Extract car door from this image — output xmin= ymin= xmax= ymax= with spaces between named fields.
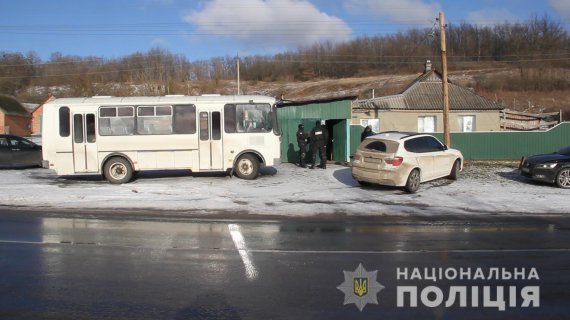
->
xmin=0 ymin=136 xmax=12 ymax=166
xmin=424 ymin=136 xmax=455 ymax=178
xmin=8 ymin=136 xmax=39 ymax=167
xmin=405 ymin=137 xmax=435 ymax=181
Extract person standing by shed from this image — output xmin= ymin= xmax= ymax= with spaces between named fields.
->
xmin=296 ymin=123 xmax=309 ymax=168
xmin=361 ymin=125 xmax=374 ymax=142
xmin=309 ymin=120 xmax=328 ymax=169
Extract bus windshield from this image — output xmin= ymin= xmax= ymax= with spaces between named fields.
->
xmin=225 ymin=103 xmax=280 ymax=135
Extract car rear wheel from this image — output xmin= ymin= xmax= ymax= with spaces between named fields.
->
xmin=235 ymin=154 xmax=259 ymax=180
xmin=555 ymin=168 xmax=570 ymax=189
xmin=405 ymin=169 xmax=421 ymax=193
xmin=103 ymin=157 xmax=133 ymax=184
xmin=358 ymin=180 xmax=372 ymax=187
xmin=448 ymin=159 xmax=460 ymax=180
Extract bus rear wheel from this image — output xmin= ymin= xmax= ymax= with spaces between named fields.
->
xmin=103 ymin=157 xmax=133 ymax=184
xmin=235 ymin=154 xmax=259 ymax=180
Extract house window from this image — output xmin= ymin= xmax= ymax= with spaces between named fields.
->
xmin=458 ymin=115 xmax=476 ymax=132
xmin=418 ymin=116 xmax=436 ymax=133
xmin=360 ymin=119 xmax=380 ymax=133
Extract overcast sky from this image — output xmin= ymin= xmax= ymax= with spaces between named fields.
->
xmin=1 ymin=0 xmax=569 ymax=61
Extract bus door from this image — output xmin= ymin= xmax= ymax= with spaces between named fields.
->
xmin=199 ymin=111 xmax=223 ymax=170
xmin=72 ymin=113 xmax=98 ymax=173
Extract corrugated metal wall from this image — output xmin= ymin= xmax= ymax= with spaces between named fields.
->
xmin=331 ymin=120 xmax=348 ymax=161
xmin=348 ymin=122 xmax=570 ymax=160
xmin=350 ymin=125 xmax=364 ymax=157
xmin=433 ymin=122 xmax=570 ymax=160
xmin=281 ymin=118 xmax=319 ymax=163
xmin=277 ymin=100 xmax=353 ymax=162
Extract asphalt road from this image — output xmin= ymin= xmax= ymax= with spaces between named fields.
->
xmin=1 ymin=210 xmax=569 ymax=319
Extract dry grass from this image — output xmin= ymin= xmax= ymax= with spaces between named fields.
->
xmin=20 ymin=67 xmax=570 ymax=120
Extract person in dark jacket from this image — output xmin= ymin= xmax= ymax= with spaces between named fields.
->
xmin=309 ymin=120 xmax=328 ymax=169
xmin=296 ymin=123 xmax=309 ymax=168
xmin=361 ymin=125 xmax=374 ymax=142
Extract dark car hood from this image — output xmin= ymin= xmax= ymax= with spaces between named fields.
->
xmin=526 ymin=153 xmax=570 ymax=164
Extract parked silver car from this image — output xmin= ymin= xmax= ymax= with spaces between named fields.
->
xmin=0 ymin=135 xmax=43 ymax=168
xmin=352 ymin=132 xmax=463 ymax=193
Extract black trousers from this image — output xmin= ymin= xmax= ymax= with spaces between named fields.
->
xmin=311 ymin=145 xmax=327 ymax=167
xmin=298 ymin=143 xmax=307 ymax=166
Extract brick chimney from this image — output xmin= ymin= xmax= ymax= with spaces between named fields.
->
xmin=424 ymin=60 xmax=432 ymax=73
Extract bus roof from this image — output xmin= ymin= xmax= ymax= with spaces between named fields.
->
xmin=45 ymin=95 xmax=276 ymax=106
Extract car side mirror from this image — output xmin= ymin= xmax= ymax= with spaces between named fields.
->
xmin=442 ymin=145 xmax=448 ymax=151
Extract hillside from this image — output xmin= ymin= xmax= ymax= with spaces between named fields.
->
xmin=236 ymin=69 xmax=570 ymax=120
xmin=20 ymin=68 xmax=570 ymax=121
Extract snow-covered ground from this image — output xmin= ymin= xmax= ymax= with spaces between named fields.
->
xmin=0 ymin=163 xmax=567 ymax=217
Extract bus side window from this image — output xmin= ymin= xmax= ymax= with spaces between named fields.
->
xmin=199 ymin=112 xmax=209 ymax=140
xmin=173 ymin=105 xmax=196 ymax=134
xmin=266 ymin=111 xmax=273 ymax=131
xmin=59 ymin=107 xmax=70 ymax=137
xmin=230 ymin=104 xmax=271 ymax=133
xmin=212 ymin=112 xmax=221 ymax=140
xmin=224 ymin=104 xmax=236 ymax=133
xmin=136 ymin=106 xmax=172 ymax=135
xmin=73 ymin=114 xmax=83 ymax=143
xmin=86 ymin=114 xmax=96 ymax=143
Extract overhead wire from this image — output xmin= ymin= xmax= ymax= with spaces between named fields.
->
xmin=1 ymin=55 xmax=569 ymax=80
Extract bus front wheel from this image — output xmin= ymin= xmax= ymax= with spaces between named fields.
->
xmin=235 ymin=154 xmax=259 ymax=180
xmin=104 ymin=157 xmax=133 ymax=184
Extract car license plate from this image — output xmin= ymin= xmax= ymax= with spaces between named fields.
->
xmin=522 ymin=167 xmax=530 ymax=173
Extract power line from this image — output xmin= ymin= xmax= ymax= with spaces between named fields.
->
xmin=3 ymin=50 xmax=570 ymax=68
xmin=1 ymin=57 xmax=569 ymax=80
xmin=1 ymin=17 xmax=568 ymax=32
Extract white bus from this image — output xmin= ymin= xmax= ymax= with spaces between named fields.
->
xmin=42 ymin=95 xmax=281 ymax=183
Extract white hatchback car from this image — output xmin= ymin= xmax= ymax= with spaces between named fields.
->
xmin=352 ymin=132 xmax=463 ymax=193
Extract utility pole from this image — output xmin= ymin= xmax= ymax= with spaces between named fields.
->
xmin=439 ymin=11 xmax=451 ymax=146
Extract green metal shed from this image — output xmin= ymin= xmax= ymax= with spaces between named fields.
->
xmin=276 ymin=97 xmax=356 ymax=163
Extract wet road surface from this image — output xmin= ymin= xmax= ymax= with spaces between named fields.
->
xmin=1 ymin=211 xmax=569 ymax=319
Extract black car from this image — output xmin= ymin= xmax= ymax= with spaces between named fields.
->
xmin=0 ymin=135 xmax=42 ymax=168
xmin=520 ymin=145 xmax=570 ymax=189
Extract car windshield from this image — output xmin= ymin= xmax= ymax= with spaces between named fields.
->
xmin=10 ymin=137 xmax=35 ymax=149
xmin=558 ymin=146 xmax=570 ymax=156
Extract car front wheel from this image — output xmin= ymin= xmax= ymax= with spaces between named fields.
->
xmin=405 ymin=169 xmax=421 ymax=193
xmin=555 ymin=167 xmax=570 ymax=189
xmin=448 ymin=159 xmax=460 ymax=180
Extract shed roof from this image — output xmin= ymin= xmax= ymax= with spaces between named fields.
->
xmin=354 ymin=70 xmax=503 ymax=111
xmin=0 ymin=95 xmax=31 ymax=117
xmin=276 ymin=95 xmax=357 ymax=107
xmin=276 ymin=96 xmax=356 ymax=120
